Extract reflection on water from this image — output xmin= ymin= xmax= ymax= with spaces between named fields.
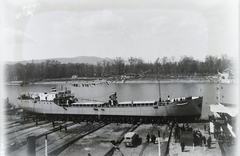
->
xmin=4 ymin=82 xmax=238 ymax=119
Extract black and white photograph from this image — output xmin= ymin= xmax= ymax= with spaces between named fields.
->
xmin=1 ymin=0 xmax=239 ymax=156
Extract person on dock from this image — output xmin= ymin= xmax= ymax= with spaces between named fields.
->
xmin=227 ymin=134 xmax=232 ymax=146
xmin=182 ymin=124 xmax=185 ymax=131
xmin=186 ymin=123 xmax=189 ymax=130
xmin=193 ymin=130 xmax=196 ymax=145
xmin=181 ymin=140 xmax=185 ymax=152
xmin=207 ymin=136 xmax=212 ymax=149
xmin=202 ymin=136 xmax=206 ymax=145
xmin=204 ymin=124 xmax=207 ymax=131
xmin=208 ymin=126 xmax=210 ymax=135
xmin=151 ymin=134 xmax=156 ymax=144
xmin=146 ymin=133 xmax=150 ymax=143
xmin=174 ymin=127 xmax=180 ymax=142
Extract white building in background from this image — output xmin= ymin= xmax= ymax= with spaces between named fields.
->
xmin=218 ymin=72 xmax=230 ymax=84
xmin=209 ymin=68 xmax=237 ymax=84
xmin=72 ymin=75 xmax=78 ymax=79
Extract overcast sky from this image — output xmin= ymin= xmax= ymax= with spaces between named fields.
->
xmin=1 ymin=0 xmax=239 ymax=63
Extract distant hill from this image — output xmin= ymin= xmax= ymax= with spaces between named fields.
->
xmin=5 ymin=56 xmax=112 ymax=65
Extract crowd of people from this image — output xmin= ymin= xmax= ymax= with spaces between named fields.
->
xmin=173 ymin=123 xmax=215 ymax=152
xmin=146 ymin=133 xmax=156 ymax=144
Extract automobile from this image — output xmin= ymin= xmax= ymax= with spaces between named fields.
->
xmin=123 ymin=132 xmax=139 ymax=147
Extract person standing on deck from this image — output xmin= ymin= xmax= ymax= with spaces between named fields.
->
xmin=159 ymin=97 xmax=161 ymax=102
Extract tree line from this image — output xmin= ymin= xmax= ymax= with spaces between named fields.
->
xmin=5 ymin=55 xmax=233 ymax=82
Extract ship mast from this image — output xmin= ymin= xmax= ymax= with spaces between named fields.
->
xmin=156 ymin=63 xmax=162 ymax=102
xmin=155 ymin=57 xmax=162 ymax=102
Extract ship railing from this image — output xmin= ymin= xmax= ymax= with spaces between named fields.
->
xmin=77 ymin=98 xmax=106 ymax=103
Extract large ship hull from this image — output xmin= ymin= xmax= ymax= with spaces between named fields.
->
xmin=18 ymin=97 xmax=203 ymax=121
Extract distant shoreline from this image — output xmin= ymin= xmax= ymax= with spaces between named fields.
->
xmin=31 ymin=78 xmax=212 ymax=85
xmin=112 ymin=79 xmax=212 ymax=84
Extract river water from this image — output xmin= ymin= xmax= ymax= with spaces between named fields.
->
xmin=4 ymin=82 xmax=239 ymax=119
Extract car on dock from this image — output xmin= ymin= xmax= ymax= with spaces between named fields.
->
xmin=123 ymin=132 xmax=139 ymax=147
